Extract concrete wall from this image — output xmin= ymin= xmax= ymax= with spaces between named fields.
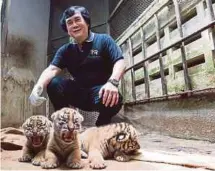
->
xmin=124 ymin=93 xmax=215 ymax=142
xmin=7 ymin=0 xmax=50 ymax=79
xmin=1 ymin=0 xmax=50 ymax=127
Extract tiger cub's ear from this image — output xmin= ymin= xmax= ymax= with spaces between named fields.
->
xmin=72 ymin=110 xmax=84 ymax=131
xmin=74 ymin=110 xmax=84 ymax=123
xmin=48 ymin=120 xmax=53 ymax=128
xmin=50 ymin=111 xmax=58 ymax=121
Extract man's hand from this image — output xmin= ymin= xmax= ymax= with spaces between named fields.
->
xmin=99 ymin=82 xmax=119 ymax=107
xmin=29 ymin=84 xmax=47 ymax=106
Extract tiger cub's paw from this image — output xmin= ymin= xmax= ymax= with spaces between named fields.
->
xmin=18 ymin=154 xmax=33 ymax=162
xmin=90 ymin=159 xmax=107 ymax=169
xmin=40 ymin=160 xmax=59 ymax=169
xmin=31 ymin=156 xmax=44 ymax=166
xmin=32 ymin=159 xmax=41 ymax=166
xmin=115 ymin=155 xmax=130 ymax=162
xmin=114 ymin=151 xmax=131 ymax=162
xmin=81 ymin=150 xmax=88 ymax=159
xmin=66 ymin=160 xmax=83 ymax=169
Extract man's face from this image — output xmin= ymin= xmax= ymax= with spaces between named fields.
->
xmin=66 ymin=12 xmax=89 ymax=43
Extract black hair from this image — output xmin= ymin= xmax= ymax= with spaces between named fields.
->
xmin=60 ymin=6 xmax=91 ymax=32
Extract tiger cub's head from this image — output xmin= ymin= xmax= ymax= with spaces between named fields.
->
xmin=51 ymin=107 xmax=84 ymax=143
xmin=108 ymin=123 xmax=140 ymax=154
xmin=22 ymin=115 xmax=52 ymax=147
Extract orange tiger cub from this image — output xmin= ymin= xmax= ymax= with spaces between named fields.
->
xmin=41 ymin=107 xmax=84 ymax=169
xmin=18 ymin=115 xmax=52 ymax=166
xmin=80 ymin=122 xmax=140 ymax=169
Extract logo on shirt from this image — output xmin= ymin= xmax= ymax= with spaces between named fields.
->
xmin=90 ymin=49 xmax=98 ymax=56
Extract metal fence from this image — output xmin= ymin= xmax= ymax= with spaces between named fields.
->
xmin=117 ymin=0 xmax=215 ymax=104
xmin=109 ymin=0 xmax=154 ymax=39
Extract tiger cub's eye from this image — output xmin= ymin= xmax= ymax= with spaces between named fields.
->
xmin=116 ymin=133 xmax=127 ymax=141
xmin=39 ymin=125 xmax=46 ymax=129
xmin=26 ymin=127 xmax=32 ymax=130
xmin=74 ymin=118 xmax=79 ymax=123
xmin=58 ymin=121 xmax=65 ymax=125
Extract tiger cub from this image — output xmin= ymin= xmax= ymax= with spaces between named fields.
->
xmin=41 ymin=107 xmax=84 ymax=169
xmin=80 ymin=122 xmax=141 ymax=169
xmin=18 ymin=115 xmax=52 ymax=166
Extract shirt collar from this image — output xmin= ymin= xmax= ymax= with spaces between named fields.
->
xmin=71 ymin=31 xmax=94 ymax=44
xmin=86 ymin=31 xmax=94 ymax=42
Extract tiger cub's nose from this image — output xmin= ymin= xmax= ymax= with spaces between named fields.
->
xmin=67 ymin=125 xmax=75 ymax=132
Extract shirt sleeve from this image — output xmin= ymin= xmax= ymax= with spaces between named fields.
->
xmin=103 ymin=35 xmax=124 ymax=64
xmin=50 ymin=44 xmax=67 ymax=69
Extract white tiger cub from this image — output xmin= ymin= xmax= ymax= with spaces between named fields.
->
xmin=18 ymin=115 xmax=52 ymax=166
xmin=40 ymin=107 xmax=84 ymax=169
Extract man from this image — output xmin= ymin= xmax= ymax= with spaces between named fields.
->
xmin=29 ymin=6 xmax=125 ymax=126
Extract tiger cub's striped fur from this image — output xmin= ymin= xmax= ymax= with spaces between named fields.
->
xmin=80 ymin=122 xmax=140 ymax=169
xmin=18 ymin=115 xmax=52 ymax=166
xmin=41 ymin=107 xmax=84 ymax=169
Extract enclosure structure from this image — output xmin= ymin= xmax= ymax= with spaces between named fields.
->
xmin=116 ymin=0 xmax=215 ymax=141
xmin=1 ymin=0 xmax=215 ymax=141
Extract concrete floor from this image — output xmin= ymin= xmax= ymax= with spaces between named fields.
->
xmin=1 ymin=132 xmax=214 ymax=170
xmin=1 ymin=155 xmax=209 ymax=170
xmin=138 ymin=132 xmax=215 ymax=156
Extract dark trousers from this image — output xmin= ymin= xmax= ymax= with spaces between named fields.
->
xmin=47 ymin=77 xmax=123 ymax=126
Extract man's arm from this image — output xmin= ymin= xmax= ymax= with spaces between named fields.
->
xmin=29 ymin=65 xmax=62 ymax=106
xmin=109 ymin=59 xmax=125 ymax=81
xmin=98 ymin=34 xmax=126 ymax=107
xmin=37 ymin=64 xmax=62 ymax=89
xmin=99 ymin=59 xmax=125 ymax=107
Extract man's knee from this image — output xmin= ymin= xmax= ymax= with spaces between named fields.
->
xmin=47 ymin=77 xmax=65 ymax=95
xmin=46 ymin=77 xmax=67 ymax=110
xmin=96 ymin=97 xmax=123 ymax=126
xmin=110 ymin=99 xmax=123 ymax=116
xmin=99 ymin=93 xmax=123 ymax=116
